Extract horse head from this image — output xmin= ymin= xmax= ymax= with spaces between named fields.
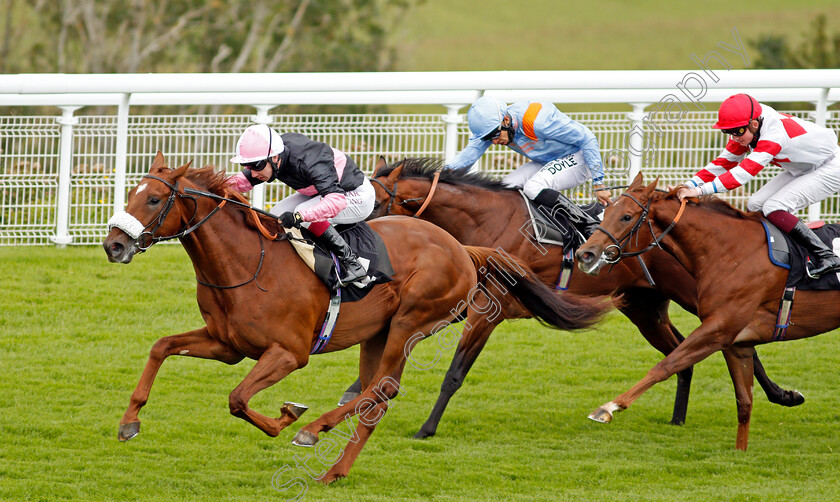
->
xmin=369 ymin=156 xmax=414 ymax=218
xmin=576 ymin=172 xmax=662 ymax=274
xmin=103 ymin=151 xmax=192 ymax=263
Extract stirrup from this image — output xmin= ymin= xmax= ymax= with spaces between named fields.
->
xmin=806 ymin=262 xmax=840 ymax=280
xmin=336 ymin=261 xmax=367 ymax=287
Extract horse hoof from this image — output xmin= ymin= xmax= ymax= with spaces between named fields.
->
xmin=118 ymin=422 xmax=140 ymax=441
xmin=338 ymin=391 xmax=360 ymax=407
xmin=588 ymin=402 xmax=620 ymax=423
xmin=787 ymin=390 xmax=805 ymax=407
xmin=412 ymin=428 xmax=435 ymax=440
xmin=319 ymin=472 xmax=346 ymax=485
xmin=282 ymin=402 xmax=309 ymax=419
xmin=292 ymin=430 xmax=319 ymax=447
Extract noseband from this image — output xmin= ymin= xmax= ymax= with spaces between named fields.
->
xmin=595 ymin=192 xmax=687 ymax=264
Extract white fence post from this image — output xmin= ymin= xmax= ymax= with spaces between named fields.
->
xmin=51 ymin=106 xmax=81 ymax=247
xmin=808 ymin=87 xmax=831 ymax=222
xmin=443 ymin=104 xmax=465 ymax=164
xmin=627 ymin=103 xmax=650 ymax=182
xmin=248 ymin=105 xmax=274 ymax=211
xmin=113 ymin=93 xmax=130 ymax=213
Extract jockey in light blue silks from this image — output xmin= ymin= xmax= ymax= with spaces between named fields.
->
xmin=446 ymin=96 xmax=611 ymax=235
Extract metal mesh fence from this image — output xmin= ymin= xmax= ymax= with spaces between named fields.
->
xmin=1 ymin=110 xmax=838 ymax=246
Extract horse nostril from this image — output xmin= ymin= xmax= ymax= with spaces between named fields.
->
xmin=108 ymin=241 xmax=124 ymax=256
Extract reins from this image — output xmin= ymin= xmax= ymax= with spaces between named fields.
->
xmin=133 ymin=174 xmax=291 ymax=290
xmin=370 ymin=170 xmax=441 ymax=217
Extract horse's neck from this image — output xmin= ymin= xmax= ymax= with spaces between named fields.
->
xmin=653 ymin=200 xmax=762 ymax=277
xmin=178 ymin=199 xmax=296 ymax=286
xmin=416 ymin=182 xmax=525 ymax=246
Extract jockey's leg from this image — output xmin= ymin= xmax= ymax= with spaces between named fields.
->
xmin=501 ymin=161 xmax=543 ymax=188
xmin=522 ymin=152 xmax=598 ymax=236
xmin=786 ymin=218 xmax=840 ymax=278
xmin=311 ymin=222 xmax=367 ymax=286
xmin=763 ymin=158 xmax=840 ymax=278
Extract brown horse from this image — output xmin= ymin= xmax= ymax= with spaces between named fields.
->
xmin=346 ymin=157 xmax=802 ymax=440
xmin=576 ymin=173 xmax=840 ymax=449
xmin=102 ymin=152 xmax=610 ymax=482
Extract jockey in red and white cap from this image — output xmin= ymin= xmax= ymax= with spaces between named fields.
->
xmin=227 ymin=124 xmax=374 ymax=286
xmin=678 ymin=93 xmax=840 ymax=278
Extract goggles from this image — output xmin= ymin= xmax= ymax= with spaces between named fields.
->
xmin=481 ymin=126 xmax=502 ymax=142
xmin=244 ymin=159 xmax=269 ymax=171
xmin=721 ymin=125 xmax=748 ymax=137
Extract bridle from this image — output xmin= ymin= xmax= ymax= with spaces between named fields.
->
xmin=122 ymin=173 xmax=289 ymax=290
xmin=595 ymin=191 xmax=687 ymax=264
xmin=370 ymin=171 xmax=440 ymax=218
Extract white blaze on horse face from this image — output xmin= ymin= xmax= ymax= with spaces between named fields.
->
xmin=180 ymin=349 xmax=190 ymax=355
xmin=135 ymin=183 xmax=148 ymax=194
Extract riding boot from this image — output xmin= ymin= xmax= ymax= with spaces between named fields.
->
xmin=316 ymin=225 xmax=368 ymax=286
xmin=533 ymin=189 xmax=600 ymax=237
xmin=787 ymin=220 xmax=840 ymax=278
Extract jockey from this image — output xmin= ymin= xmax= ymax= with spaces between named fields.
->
xmin=445 ymin=96 xmax=612 ymax=235
xmin=227 ymin=124 xmax=374 ymax=286
xmin=678 ymin=93 xmax=840 ymax=279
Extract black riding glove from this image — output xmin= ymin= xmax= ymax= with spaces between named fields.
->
xmin=279 ymin=211 xmax=303 ymax=228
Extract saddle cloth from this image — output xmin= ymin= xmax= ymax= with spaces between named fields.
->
xmin=762 ymin=220 xmax=840 ymax=290
xmin=520 ymin=191 xmax=604 ymax=249
xmin=288 ymin=221 xmax=393 ymax=302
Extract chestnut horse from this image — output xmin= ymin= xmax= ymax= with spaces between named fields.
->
xmin=344 ymin=157 xmax=802 ymax=440
xmin=102 ymin=152 xmax=609 ymax=482
xmin=576 ymin=173 xmax=840 ymax=449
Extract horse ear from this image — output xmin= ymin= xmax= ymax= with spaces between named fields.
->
xmin=150 ymin=151 xmax=166 ymax=172
xmin=630 ymin=171 xmax=645 ymax=187
xmin=642 ymin=176 xmax=660 ymax=197
xmin=172 ymin=160 xmax=192 ymax=180
xmin=387 ymin=161 xmax=405 ymax=182
xmin=374 ymin=156 xmax=387 ymax=176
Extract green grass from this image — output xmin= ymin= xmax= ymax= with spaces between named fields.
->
xmin=2 ymin=245 xmax=840 ymax=501
xmin=396 ymin=0 xmax=840 ymax=71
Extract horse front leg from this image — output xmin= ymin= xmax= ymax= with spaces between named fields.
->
xmin=617 ymin=289 xmax=693 ymax=425
xmin=228 ymin=344 xmax=307 ymax=437
xmin=589 ymin=320 xmax=731 ymax=424
xmin=320 ymin=402 xmax=390 ymax=484
xmin=120 ymin=327 xmax=243 ymax=441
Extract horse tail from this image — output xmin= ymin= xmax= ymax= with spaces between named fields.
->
xmin=463 ymin=246 xmax=611 ymax=331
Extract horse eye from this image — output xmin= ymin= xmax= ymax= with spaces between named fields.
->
xmin=621 ymin=214 xmax=632 ymax=222
xmin=149 ymin=197 xmax=160 ymax=205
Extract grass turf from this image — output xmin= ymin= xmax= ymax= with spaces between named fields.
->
xmin=1 ymin=245 xmax=839 ymax=501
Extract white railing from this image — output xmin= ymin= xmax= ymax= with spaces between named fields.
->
xmin=1 ymin=70 xmax=838 ymax=246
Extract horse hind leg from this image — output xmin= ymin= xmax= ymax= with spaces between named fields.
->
xmin=415 ymin=312 xmax=501 ymax=439
xmin=753 ymin=353 xmax=805 ymax=407
xmin=722 ymin=346 xmax=755 ymax=450
xmin=119 ymin=327 xmax=243 ymax=441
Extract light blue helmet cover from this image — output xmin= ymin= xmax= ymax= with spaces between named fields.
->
xmin=467 ymin=96 xmax=508 ymax=140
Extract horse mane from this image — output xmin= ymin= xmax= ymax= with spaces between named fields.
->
xmin=378 ymin=157 xmax=515 ymax=192
xmin=184 ymin=165 xmax=283 ymax=235
xmin=657 ymin=187 xmax=763 ymax=222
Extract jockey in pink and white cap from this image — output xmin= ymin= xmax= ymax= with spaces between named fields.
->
xmin=228 ymin=124 xmax=375 ymax=287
